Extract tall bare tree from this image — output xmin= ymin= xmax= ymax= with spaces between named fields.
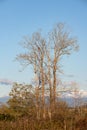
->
xmin=16 ymin=32 xmax=47 ymax=119
xmin=16 ymin=23 xmax=79 ymax=119
xmin=48 ymin=23 xmax=78 ymax=108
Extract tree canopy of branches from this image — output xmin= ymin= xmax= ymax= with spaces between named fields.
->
xmin=16 ymin=23 xmax=79 ymax=119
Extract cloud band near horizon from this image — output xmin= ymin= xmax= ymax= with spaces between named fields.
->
xmin=0 ymin=79 xmax=13 ymax=85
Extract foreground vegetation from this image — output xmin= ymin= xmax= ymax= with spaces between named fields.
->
xmin=0 ymin=98 xmax=87 ymax=130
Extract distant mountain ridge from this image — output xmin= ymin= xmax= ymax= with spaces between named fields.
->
xmin=0 ymin=90 xmax=87 ymax=107
xmin=0 ymin=96 xmax=10 ymax=103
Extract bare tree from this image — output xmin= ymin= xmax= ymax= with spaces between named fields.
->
xmin=48 ymin=23 xmax=78 ymax=108
xmin=16 ymin=32 xmax=47 ymax=119
xmin=16 ymin=23 xmax=79 ymax=119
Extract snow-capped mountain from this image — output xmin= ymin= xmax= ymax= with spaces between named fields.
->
xmin=60 ymin=89 xmax=87 ymax=98
xmin=0 ymin=90 xmax=87 ymax=108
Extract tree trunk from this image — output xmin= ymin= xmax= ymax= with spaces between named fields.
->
xmin=48 ymin=67 xmax=52 ymax=120
xmin=35 ymin=86 xmax=40 ymax=120
xmin=53 ymin=64 xmax=57 ymax=109
xmin=41 ymin=59 xmax=45 ymax=119
xmin=64 ymin=119 xmax=67 ymax=130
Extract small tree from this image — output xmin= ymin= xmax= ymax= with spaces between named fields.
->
xmin=8 ymin=82 xmax=35 ymax=117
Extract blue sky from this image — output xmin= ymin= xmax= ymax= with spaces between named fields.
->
xmin=0 ymin=0 xmax=87 ymax=97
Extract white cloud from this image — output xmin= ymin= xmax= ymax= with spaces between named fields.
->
xmin=0 ymin=78 xmax=13 ymax=85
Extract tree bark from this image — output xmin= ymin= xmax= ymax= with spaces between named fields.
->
xmin=53 ymin=64 xmax=57 ymax=109
xmin=41 ymin=58 xmax=45 ymax=119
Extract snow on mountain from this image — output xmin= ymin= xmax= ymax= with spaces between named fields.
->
xmin=59 ymin=89 xmax=87 ymax=98
xmin=0 ymin=89 xmax=87 ymax=104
